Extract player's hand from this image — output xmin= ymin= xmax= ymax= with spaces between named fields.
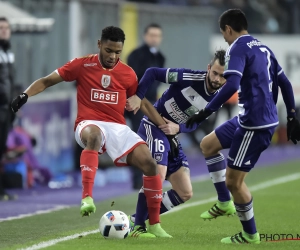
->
xmin=126 ymin=95 xmax=141 ymax=114
xmin=159 ymin=117 xmax=180 ymax=135
xmin=287 ymin=116 xmax=300 ymax=144
xmin=166 ymin=134 xmax=179 ymax=158
xmin=11 ymin=93 xmax=28 ymax=113
xmin=185 ymin=109 xmax=212 ymax=128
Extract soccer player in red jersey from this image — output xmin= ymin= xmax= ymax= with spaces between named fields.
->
xmin=11 ymin=26 xmax=171 ymax=238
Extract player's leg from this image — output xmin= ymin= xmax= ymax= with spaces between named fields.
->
xmin=129 ymin=164 xmax=166 ymax=228
xmin=127 ymin=145 xmax=172 ymax=238
xmin=75 ymin=121 xmax=104 ymax=216
xmin=220 ymin=127 xmax=275 ymax=244
xmin=200 ymin=117 xmax=238 ymax=219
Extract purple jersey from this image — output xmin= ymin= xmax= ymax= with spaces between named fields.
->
xmin=136 ymin=67 xmax=218 ymax=133
xmin=224 ymin=35 xmax=283 ymax=129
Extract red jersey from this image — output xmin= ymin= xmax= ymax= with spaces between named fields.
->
xmin=56 ymin=54 xmax=138 ymax=130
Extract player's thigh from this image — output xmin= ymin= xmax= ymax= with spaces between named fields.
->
xmin=168 ymin=167 xmax=193 ymax=201
xmin=214 ymin=116 xmax=239 ymax=149
xmin=75 ymin=120 xmax=105 ymax=152
xmin=227 ymin=126 xmax=276 ymax=172
xmin=137 ymin=121 xmax=170 ymax=167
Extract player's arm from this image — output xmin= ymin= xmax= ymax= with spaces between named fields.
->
xmin=24 ymin=71 xmax=64 ymax=97
xmin=11 ymin=58 xmax=80 ymax=113
xmin=140 ymin=98 xmax=179 ymax=157
xmin=126 ymin=67 xmax=181 ymax=112
xmin=278 ymin=70 xmax=296 ymax=117
xmin=140 ymin=98 xmax=165 ymax=125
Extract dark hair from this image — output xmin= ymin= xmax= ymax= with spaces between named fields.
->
xmin=210 ymin=49 xmax=226 ymax=66
xmin=101 ymin=26 xmax=125 ymax=43
xmin=219 ymin=9 xmax=248 ymax=32
xmin=0 ymin=17 xmax=9 ymax=23
xmin=144 ymin=23 xmax=162 ymax=34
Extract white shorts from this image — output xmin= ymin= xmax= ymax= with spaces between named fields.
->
xmin=75 ymin=120 xmax=146 ymax=166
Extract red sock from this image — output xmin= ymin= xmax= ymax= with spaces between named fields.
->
xmin=143 ymin=174 xmax=162 ymax=225
xmin=80 ymin=150 xmax=98 ymax=199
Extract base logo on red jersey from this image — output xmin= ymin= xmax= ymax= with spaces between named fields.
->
xmin=91 ymin=89 xmax=118 ymax=104
xmin=101 ymin=75 xmax=111 ymax=88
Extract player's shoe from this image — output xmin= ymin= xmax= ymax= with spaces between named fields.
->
xmin=129 ymin=225 xmax=156 ymax=238
xmin=80 ymin=196 xmax=96 ymax=216
xmin=128 ymin=215 xmax=135 ymax=230
xmin=200 ymin=200 xmax=236 ymax=220
xmin=148 ymin=223 xmax=172 ymax=238
xmin=221 ymin=231 xmax=260 ymax=244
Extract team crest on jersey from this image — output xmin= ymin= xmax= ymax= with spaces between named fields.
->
xmin=101 ymin=75 xmax=111 ymax=88
xmin=154 ymin=153 xmax=163 ymax=162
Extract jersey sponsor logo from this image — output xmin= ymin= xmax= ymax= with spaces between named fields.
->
xmin=91 ymin=89 xmax=118 ymax=104
xmin=181 ymin=87 xmax=208 ymax=110
xmin=154 ymin=153 xmax=163 ymax=162
xmin=101 ymin=74 xmax=111 ymax=88
xmin=84 ymin=63 xmax=97 ymax=67
xmin=80 ymin=165 xmax=93 ymax=171
xmin=167 ymin=72 xmax=178 ymax=82
xmin=165 ymin=98 xmax=189 ymax=124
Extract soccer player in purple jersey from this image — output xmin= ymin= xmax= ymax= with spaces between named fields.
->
xmin=186 ymin=9 xmax=300 ymax=244
xmin=126 ymin=50 xmax=227 ymax=234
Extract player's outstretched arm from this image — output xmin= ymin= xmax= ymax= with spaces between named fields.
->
xmin=24 ymin=71 xmax=64 ymax=97
xmin=11 ymin=71 xmax=64 ymax=113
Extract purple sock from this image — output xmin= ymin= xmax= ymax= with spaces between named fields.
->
xmin=235 ymin=198 xmax=257 ymax=235
xmin=133 ymin=189 xmax=148 ymax=227
xmin=132 ymin=189 xmax=184 ymax=221
xmin=206 ymin=153 xmax=230 ymax=202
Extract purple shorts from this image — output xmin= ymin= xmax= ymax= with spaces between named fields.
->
xmin=215 ymin=116 xmax=276 ymax=172
xmin=137 ymin=119 xmax=189 ymax=178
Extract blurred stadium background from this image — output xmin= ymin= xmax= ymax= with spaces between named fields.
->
xmin=1 ymin=0 xmax=300 ymax=224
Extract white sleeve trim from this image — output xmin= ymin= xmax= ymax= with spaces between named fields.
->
xmin=165 ymin=68 xmax=170 ymax=84
xmin=277 ymin=69 xmax=283 ymax=76
xmin=54 ymin=69 xmax=61 ymax=76
xmin=224 ymin=70 xmax=243 ymax=77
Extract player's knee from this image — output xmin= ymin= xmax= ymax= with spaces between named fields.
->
xmin=86 ymin=132 xmax=102 ymax=151
xmin=140 ymin=156 xmax=157 ymax=176
xmin=225 ymin=179 xmax=240 ymax=192
xmin=180 ymin=190 xmax=193 ymax=202
xmin=200 ymin=136 xmax=219 ymax=158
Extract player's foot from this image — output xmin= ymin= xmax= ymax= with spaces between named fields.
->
xmin=200 ymin=200 xmax=236 ymax=220
xmin=80 ymin=196 xmax=96 ymax=217
xmin=148 ymin=223 xmax=172 ymax=238
xmin=129 ymin=225 xmax=156 ymax=238
xmin=221 ymin=231 xmax=260 ymax=244
xmin=128 ymin=215 xmax=135 ymax=229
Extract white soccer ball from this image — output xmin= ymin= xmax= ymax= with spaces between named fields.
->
xmin=99 ymin=210 xmax=130 ymax=239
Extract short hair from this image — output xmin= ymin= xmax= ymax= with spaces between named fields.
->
xmin=0 ymin=17 xmax=9 ymax=23
xmin=219 ymin=9 xmax=248 ymax=32
xmin=101 ymin=26 xmax=125 ymax=43
xmin=210 ymin=49 xmax=226 ymax=66
xmin=144 ymin=23 xmax=162 ymax=34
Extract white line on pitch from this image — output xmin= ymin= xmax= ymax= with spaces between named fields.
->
xmin=18 ymin=172 xmax=300 ymax=250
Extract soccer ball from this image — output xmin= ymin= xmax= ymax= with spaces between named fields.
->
xmin=99 ymin=210 xmax=130 ymax=239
